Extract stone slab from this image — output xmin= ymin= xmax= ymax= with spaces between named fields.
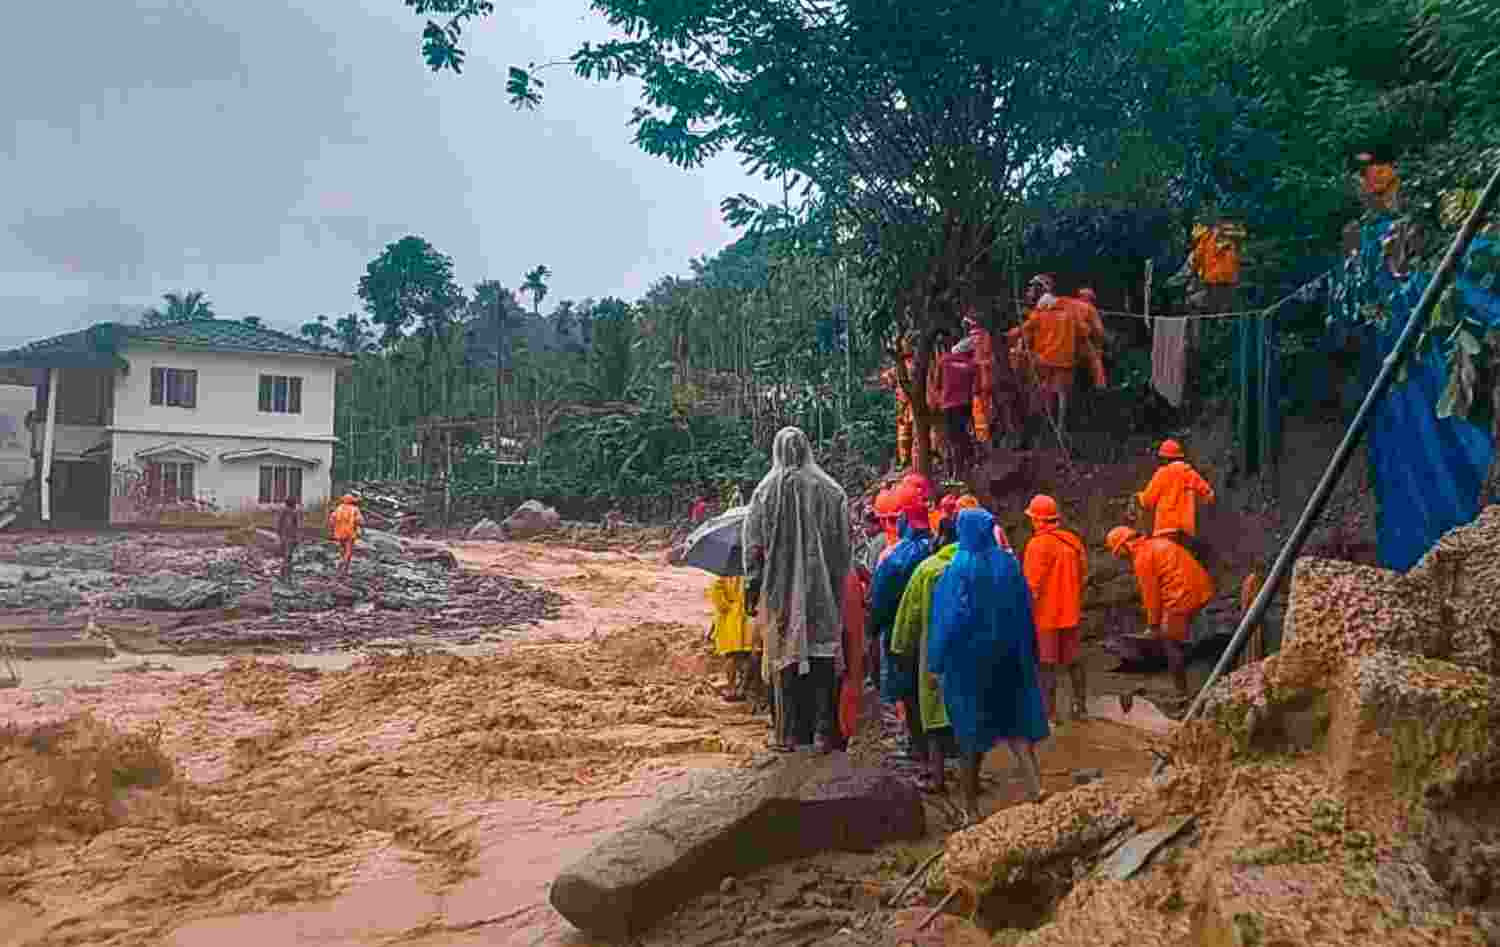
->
xmin=549 ymin=752 xmax=925 ymax=940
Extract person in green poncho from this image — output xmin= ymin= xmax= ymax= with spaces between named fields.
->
xmin=890 ymin=540 xmax=960 ymax=793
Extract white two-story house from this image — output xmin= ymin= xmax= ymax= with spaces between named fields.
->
xmin=0 ymin=319 xmax=349 ymax=524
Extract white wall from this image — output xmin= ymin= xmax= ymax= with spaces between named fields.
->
xmin=114 ymin=343 xmax=339 ymax=440
xmin=110 ymin=430 xmax=334 ymax=522
xmin=0 ymin=384 xmax=34 ymax=486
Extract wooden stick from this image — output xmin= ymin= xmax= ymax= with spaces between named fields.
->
xmin=889 ymin=849 xmax=945 ymax=907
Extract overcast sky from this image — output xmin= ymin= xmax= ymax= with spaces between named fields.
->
xmin=0 ymin=0 xmax=780 ymax=349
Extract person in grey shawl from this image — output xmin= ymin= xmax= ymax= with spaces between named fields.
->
xmin=743 ymin=427 xmax=852 ymax=752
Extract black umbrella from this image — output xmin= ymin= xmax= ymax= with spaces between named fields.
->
xmin=678 ymin=505 xmax=749 ymax=576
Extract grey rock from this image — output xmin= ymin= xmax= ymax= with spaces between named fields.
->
xmin=12 ymin=542 xmax=116 ymax=572
xmin=503 ymin=501 xmax=561 ymax=538
xmin=467 ymin=518 xmax=507 ymax=540
xmin=1097 ymin=815 xmax=1194 ymax=881
xmin=129 ymin=573 xmax=227 ymax=611
xmin=549 ymin=752 xmax=925 ymax=941
xmin=359 ymin=529 xmax=405 ymax=559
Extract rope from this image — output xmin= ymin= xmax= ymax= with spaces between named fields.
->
xmin=1082 ymin=267 xmax=1336 ymax=322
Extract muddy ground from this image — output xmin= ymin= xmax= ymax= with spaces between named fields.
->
xmin=0 ymin=528 xmax=1180 ymax=947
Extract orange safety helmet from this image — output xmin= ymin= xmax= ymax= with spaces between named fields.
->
xmin=340 ymin=494 xmax=357 ymax=504
xmin=1025 ymin=494 xmax=1060 ymax=523
xmin=1157 ymin=439 xmax=1185 ymax=460
xmin=1078 ymin=288 xmax=1097 ymax=302
xmin=956 ymin=494 xmax=981 ymax=511
xmin=1106 ymin=526 xmax=1139 ymax=557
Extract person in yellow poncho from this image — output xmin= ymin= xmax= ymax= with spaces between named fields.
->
xmin=708 ymin=576 xmax=755 ymax=701
xmin=890 ymin=540 xmax=960 ymax=793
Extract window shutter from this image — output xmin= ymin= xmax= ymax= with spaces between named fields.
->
xmin=258 ymin=377 xmax=273 ymax=412
xmin=289 ymin=466 xmax=303 ymax=501
xmin=180 ymin=463 xmax=195 ymax=501
xmin=150 ymin=368 xmax=164 ymax=405
xmin=183 ymin=371 xmax=197 ymax=408
xmin=289 ymin=377 xmax=302 ymax=414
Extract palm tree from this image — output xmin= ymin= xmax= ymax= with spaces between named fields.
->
xmin=142 ymin=290 xmax=214 ymax=326
xmin=521 ymin=265 xmax=551 ymax=315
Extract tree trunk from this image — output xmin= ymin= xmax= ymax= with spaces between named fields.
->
xmin=909 ymin=332 xmax=934 ymax=479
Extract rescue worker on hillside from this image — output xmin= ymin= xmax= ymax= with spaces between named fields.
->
xmin=1020 ymin=273 xmax=1079 ymax=439
xmin=328 ymin=494 xmax=364 ymax=579
xmin=1105 ymin=526 xmax=1216 ymax=702
xmin=884 ymin=338 xmax=945 ymax=469
xmin=1021 ymin=495 xmax=1089 ymax=724
xmin=960 ymin=307 xmax=997 ymax=457
xmin=891 ymin=515 xmax=961 ymax=794
xmin=1355 ymin=152 xmax=1401 ymax=215
xmin=1069 ymin=288 xmax=1108 ymax=390
xmin=1136 ymin=439 xmax=1216 ymax=542
xmin=938 ymin=336 xmax=978 ymax=481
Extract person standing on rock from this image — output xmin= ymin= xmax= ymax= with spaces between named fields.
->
xmin=743 ymin=427 xmax=851 ymax=753
xmin=328 ymin=494 xmax=364 ymax=580
xmin=1105 ymin=526 xmax=1215 ymax=703
xmin=1022 ymin=495 xmax=1089 ymax=724
xmin=930 ymin=508 xmax=1048 ymax=822
xmin=276 ymin=494 xmax=302 ymax=582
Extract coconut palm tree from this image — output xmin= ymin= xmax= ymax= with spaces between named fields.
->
xmin=142 ymin=290 xmax=214 ymax=326
xmin=521 ymin=265 xmax=551 ymax=316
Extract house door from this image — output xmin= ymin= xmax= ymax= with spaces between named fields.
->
xmin=53 ymin=460 xmax=110 ymax=523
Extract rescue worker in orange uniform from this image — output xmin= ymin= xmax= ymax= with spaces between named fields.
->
xmin=1136 ymin=439 xmax=1216 ymax=538
xmin=1105 ymin=526 xmax=1215 ymax=700
xmin=328 ymin=494 xmax=364 ymax=579
xmin=1355 ymin=152 xmax=1401 ymax=214
xmin=1021 ymin=495 xmax=1089 ymax=723
xmin=1020 ymin=274 xmax=1079 ymax=437
xmin=960 ymin=308 xmax=996 ymax=452
xmin=885 ymin=340 xmax=944 ymax=469
xmin=1069 ymin=288 xmax=1108 ymax=389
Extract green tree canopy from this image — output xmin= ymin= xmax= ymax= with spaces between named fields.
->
xmin=141 ymin=290 xmax=214 ymax=327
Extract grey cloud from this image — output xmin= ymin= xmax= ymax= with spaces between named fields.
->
xmin=13 ymin=205 xmax=149 ymax=282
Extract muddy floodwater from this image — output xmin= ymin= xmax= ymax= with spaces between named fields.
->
xmin=0 ymin=537 xmax=1162 ymax=946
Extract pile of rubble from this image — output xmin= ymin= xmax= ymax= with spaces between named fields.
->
xmin=0 ymin=529 xmax=566 ymax=654
xmin=926 ymin=506 xmax=1500 ymax=946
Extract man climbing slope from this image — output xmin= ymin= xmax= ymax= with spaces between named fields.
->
xmin=1022 ymin=495 xmax=1089 ymax=723
xmin=1137 ymin=439 xmax=1215 ymax=536
xmin=1105 ymin=525 xmax=1215 ymax=702
xmin=1020 ymin=274 xmax=1079 ymax=439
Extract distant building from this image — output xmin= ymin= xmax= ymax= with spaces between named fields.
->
xmin=0 ymin=319 xmax=349 ymax=524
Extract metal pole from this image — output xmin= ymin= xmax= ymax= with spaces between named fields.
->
xmin=1158 ymin=159 xmax=1500 ymax=774
xmin=1158 ymin=163 xmax=1500 ymax=775
xmin=40 ymin=367 xmax=58 ymax=523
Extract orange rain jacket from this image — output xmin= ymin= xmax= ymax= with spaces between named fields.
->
xmin=1022 ymin=298 xmax=1078 ymax=369
xmin=1137 ymin=461 xmax=1215 ymax=537
xmin=328 ymin=501 xmax=363 ymax=541
xmin=1189 ymin=224 xmax=1241 ymax=286
xmin=1023 ymin=525 xmax=1088 ymax=633
xmin=1126 ymin=535 xmax=1215 ymax=627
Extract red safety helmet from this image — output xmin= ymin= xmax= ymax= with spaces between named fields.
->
xmin=1025 ymin=494 xmax=1060 ymax=523
xmin=1158 ymin=439 xmax=1185 ymax=460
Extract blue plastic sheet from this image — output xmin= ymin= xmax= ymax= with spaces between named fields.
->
xmin=1331 ymin=227 xmax=1500 ymax=571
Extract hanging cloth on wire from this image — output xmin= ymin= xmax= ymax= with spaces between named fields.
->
xmin=1152 ymin=316 xmax=1189 ymax=407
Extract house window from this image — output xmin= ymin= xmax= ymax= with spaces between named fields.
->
xmin=149 ymin=368 xmax=198 ymax=408
xmin=257 ymin=375 xmax=303 ymax=414
xmin=258 ymin=465 xmax=303 ymax=503
xmin=145 ymin=461 xmax=195 ymax=501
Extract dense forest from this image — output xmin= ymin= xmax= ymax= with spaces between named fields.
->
xmin=253 ymin=0 xmax=1497 ymax=520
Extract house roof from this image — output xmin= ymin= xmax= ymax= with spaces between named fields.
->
xmin=219 ymin=447 xmax=323 ymax=468
xmin=0 ymin=319 xmax=345 ymax=370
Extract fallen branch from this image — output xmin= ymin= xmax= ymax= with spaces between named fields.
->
xmin=889 ymin=849 xmax=946 ymax=907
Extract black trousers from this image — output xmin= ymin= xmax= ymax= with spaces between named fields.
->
xmin=778 ymin=657 xmax=837 ymax=747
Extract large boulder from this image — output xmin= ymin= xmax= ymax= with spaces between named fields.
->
xmin=358 ymin=529 xmax=405 ymax=559
xmin=549 ymin=752 xmax=925 ymax=941
xmin=503 ymin=501 xmax=561 ymax=538
xmin=128 ymin=573 xmax=227 ymax=611
xmin=467 ymin=518 xmax=507 ymax=541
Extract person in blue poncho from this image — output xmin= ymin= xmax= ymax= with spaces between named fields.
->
xmin=930 ymin=507 xmax=1049 ymax=822
xmin=865 ymin=491 xmax=933 ymax=760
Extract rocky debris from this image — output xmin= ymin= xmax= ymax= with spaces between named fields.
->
xmin=1095 ymin=815 xmax=1194 ymax=881
xmin=467 ymin=517 xmax=507 ymax=540
xmin=550 ymin=752 xmax=926 ymax=941
xmin=7 ymin=541 xmax=120 ymax=572
xmin=503 ymin=500 xmax=561 ymax=538
xmin=939 ymin=780 xmax=1145 ymax=901
xmin=0 ymin=563 xmax=115 ymax=610
xmin=357 ymin=528 xmax=405 ymax=559
xmin=123 ymin=572 xmax=229 ymax=611
xmin=345 ymin=480 xmax=427 ymax=533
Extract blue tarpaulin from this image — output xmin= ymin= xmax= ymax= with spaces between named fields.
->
xmin=1330 ymin=224 xmax=1500 ymax=571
